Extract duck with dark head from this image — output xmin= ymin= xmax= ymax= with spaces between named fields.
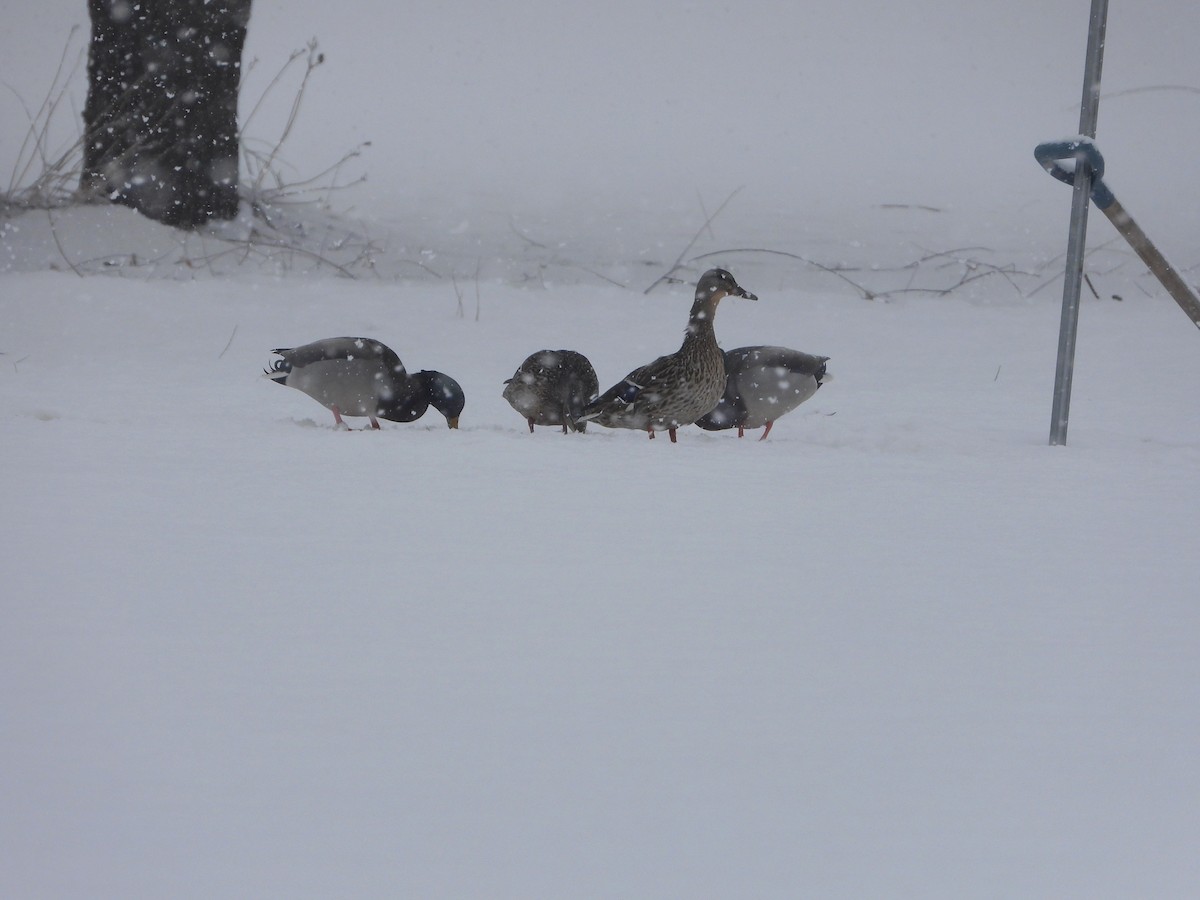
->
xmin=265 ymin=337 xmax=464 ymax=430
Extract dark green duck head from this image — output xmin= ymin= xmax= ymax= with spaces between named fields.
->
xmin=416 ymin=370 xmax=465 ymax=428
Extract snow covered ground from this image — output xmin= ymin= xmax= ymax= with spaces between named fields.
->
xmin=3 ymin=2 xmax=1200 ymax=898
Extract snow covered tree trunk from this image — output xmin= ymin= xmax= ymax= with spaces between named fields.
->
xmin=80 ymin=0 xmax=252 ymax=228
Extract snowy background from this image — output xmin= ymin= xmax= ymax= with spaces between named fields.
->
xmin=3 ymin=1 xmax=1200 ymax=897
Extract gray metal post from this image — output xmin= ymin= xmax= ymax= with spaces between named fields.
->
xmin=1050 ymin=0 xmax=1109 ymax=446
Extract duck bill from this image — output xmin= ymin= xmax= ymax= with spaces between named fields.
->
xmin=447 ymin=416 xmax=460 ymax=429
xmin=735 ymin=287 xmax=758 ymax=301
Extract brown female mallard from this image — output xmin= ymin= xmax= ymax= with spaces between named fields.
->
xmin=502 ymin=349 xmax=599 ymax=433
xmin=578 ymin=268 xmax=756 ymax=442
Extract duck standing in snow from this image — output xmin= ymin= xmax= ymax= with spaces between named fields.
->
xmin=578 ymin=268 xmax=756 ymax=442
xmin=502 ymin=349 xmax=599 ymax=433
xmin=694 ymin=346 xmax=829 ymax=440
xmin=264 ymin=337 xmax=464 ymax=429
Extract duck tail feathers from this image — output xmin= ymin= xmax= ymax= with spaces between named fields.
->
xmin=564 ymin=395 xmax=589 ymax=432
xmin=263 ymin=358 xmax=291 ymax=382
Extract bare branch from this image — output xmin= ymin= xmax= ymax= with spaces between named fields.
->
xmin=45 ymin=208 xmax=83 ymax=277
xmin=218 ymin=324 xmax=239 ymax=358
xmin=1101 ymin=84 xmax=1200 ymax=100
xmin=689 ymin=246 xmax=878 ymax=300
xmin=644 ymin=185 xmax=743 ymax=294
xmin=248 ymin=40 xmax=325 ymax=199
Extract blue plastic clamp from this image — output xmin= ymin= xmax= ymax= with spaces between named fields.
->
xmin=1034 ymin=139 xmax=1116 ymax=210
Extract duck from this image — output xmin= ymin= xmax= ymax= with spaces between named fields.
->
xmin=578 ymin=268 xmax=756 ymax=442
xmin=264 ymin=337 xmax=464 ymax=429
xmin=502 ymin=349 xmax=599 ymax=433
xmin=694 ymin=346 xmax=830 ymax=440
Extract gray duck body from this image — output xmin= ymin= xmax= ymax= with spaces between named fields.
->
xmin=265 ymin=337 xmax=464 ymax=429
xmin=502 ymin=349 xmax=599 ymax=433
xmin=579 ymin=268 xmax=756 ymax=441
xmin=694 ymin=345 xmax=829 ymax=439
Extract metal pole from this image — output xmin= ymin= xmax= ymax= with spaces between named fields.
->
xmin=1099 ymin=198 xmax=1200 ymax=329
xmin=1050 ymin=0 xmax=1109 ymax=446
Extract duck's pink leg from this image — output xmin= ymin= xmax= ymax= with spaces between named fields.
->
xmin=668 ymin=427 xmax=677 ymax=443
xmin=369 ymin=415 xmax=381 ymax=430
xmin=331 ymin=406 xmax=347 ymax=428
xmin=758 ymin=420 xmax=774 ymax=441
xmin=737 ymin=426 xmax=745 ymax=438
xmin=528 ymin=418 xmax=536 ymax=433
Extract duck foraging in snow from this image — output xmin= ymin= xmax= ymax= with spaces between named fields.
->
xmin=264 ymin=337 xmax=464 ymax=430
xmin=578 ymin=268 xmax=756 ymax=442
xmin=502 ymin=349 xmax=599 ymax=433
xmin=694 ymin=346 xmax=829 ymax=440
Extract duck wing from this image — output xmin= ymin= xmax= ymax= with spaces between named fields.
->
xmin=274 ymin=337 xmax=406 ymax=375
xmin=726 ymin=346 xmax=828 ymax=379
xmin=585 ymin=352 xmax=676 ymax=412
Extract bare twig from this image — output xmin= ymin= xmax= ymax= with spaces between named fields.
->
xmin=2 ymin=30 xmax=89 ymax=210
xmin=509 ymin=216 xmax=548 ymax=249
xmin=218 ymin=324 xmax=239 ymax=359
xmin=474 ymin=258 xmax=482 ymax=322
xmin=574 ymin=266 xmax=626 ymax=289
xmin=1028 ymin=239 xmax=1125 ymax=296
xmin=878 ymin=203 xmax=943 ymax=213
xmin=246 ymin=40 xmax=326 ymax=199
xmin=45 ymin=208 xmax=83 ymax=277
xmin=1101 ymin=84 xmax=1200 ymax=100
xmin=696 ymin=190 xmax=717 ymax=240
xmin=508 ymin=217 xmax=627 ymax=287
xmin=5 ymin=27 xmax=84 ymax=193
xmin=907 ymin=246 xmax=994 ymax=266
xmin=644 ymin=185 xmax=743 ymax=294
xmin=690 ymin=246 xmax=878 ymax=300
xmin=239 ymin=46 xmax=309 ymax=138
xmin=239 ymin=233 xmax=358 ymax=278
xmin=914 ymin=249 xmax=1035 ymax=298
xmin=881 ymin=266 xmax=1027 ymax=299
xmin=451 ymin=272 xmax=465 ymax=318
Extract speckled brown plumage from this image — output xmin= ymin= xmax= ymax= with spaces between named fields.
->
xmin=502 ymin=349 xmax=599 ymax=433
xmin=579 ymin=269 xmax=756 ymax=442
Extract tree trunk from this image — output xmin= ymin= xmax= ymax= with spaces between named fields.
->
xmin=81 ymin=0 xmax=252 ymax=228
